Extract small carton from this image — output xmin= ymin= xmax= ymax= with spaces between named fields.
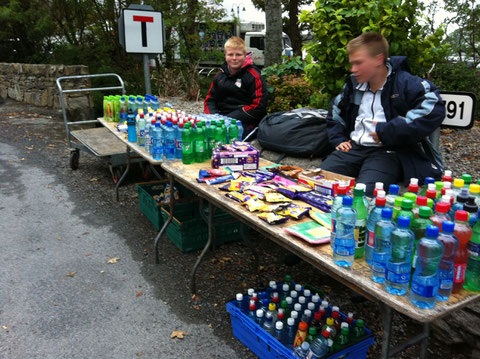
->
xmin=211 ymin=142 xmax=259 ymax=171
xmin=298 ymin=169 xmax=355 ymax=196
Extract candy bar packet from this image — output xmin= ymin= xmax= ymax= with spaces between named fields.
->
xmin=277 ymin=204 xmax=311 ymax=219
xmin=257 ymin=212 xmax=289 ymax=225
xmin=265 ymin=191 xmax=292 ymax=203
xmin=225 ymin=191 xmax=251 ymax=204
xmin=260 ymin=202 xmax=291 ymax=213
xmin=245 ymin=197 xmax=267 ymax=212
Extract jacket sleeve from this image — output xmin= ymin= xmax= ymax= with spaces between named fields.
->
xmin=227 ymin=67 xmax=268 ymax=124
xmin=204 ymin=75 xmax=219 ymax=114
xmin=326 ymin=86 xmax=351 ymax=147
xmin=376 ymin=78 xmax=445 ymax=147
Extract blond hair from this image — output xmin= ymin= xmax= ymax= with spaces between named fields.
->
xmin=346 ymin=32 xmax=389 ymax=63
xmin=224 ymin=36 xmax=247 ymax=53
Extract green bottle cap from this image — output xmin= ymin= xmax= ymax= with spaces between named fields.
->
xmin=284 ymin=274 xmax=292 ymax=282
xmin=356 ymin=319 xmax=364 ymax=327
xmin=185 ymin=122 xmax=191 ymax=128
xmin=404 ymin=192 xmax=417 ymax=204
xmin=354 ymin=188 xmax=364 ymax=196
xmin=419 ymin=206 xmax=432 ymax=218
xmin=394 ymin=196 xmax=404 ymax=207
xmin=478 ymin=179 xmax=480 ymax=185
xmin=401 ymin=199 xmax=414 ymax=210
xmin=462 ymin=174 xmax=472 ymax=184
xmin=281 ymin=300 xmax=288 ymax=309
xmin=427 ymin=198 xmax=434 ymax=208
xmin=435 ymin=181 xmax=444 ymax=191
xmin=341 ymin=327 xmax=349 ymax=335
xmin=309 ymin=327 xmax=317 ymax=335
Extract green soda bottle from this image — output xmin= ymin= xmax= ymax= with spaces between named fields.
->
xmin=404 ymin=192 xmax=417 ymax=208
xmin=397 ymin=199 xmax=415 ymax=226
xmin=435 ymin=181 xmax=444 ymax=200
xmin=207 ymin=122 xmax=216 ymax=156
xmin=331 ymin=324 xmax=350 ymax=351
xmin=113 ymin=95 xmax=121 ymax=122
xmin=352 ymin=186 xmax=368 ymax=259
xmin=462 ymin=174 xmax=472 ymax=188
xmin=411 ymin=206 xmax=433 ymax=271
xmin=201 ymin=123 xmax=209 ymax=161
xmin=464 ymin=216 xmax=480 ymax=291
xmin=350 ymin=319 xmax=366 ymax=342
xmin=228 ymin=120 xmax=239 ymax=143
xmin=392 ymin=196 xmax=404 ymax=220
xmin=214 ymin=121 xmax=224 ymax=147
xmin=220 ymin=119 xmax=228 ymax=144
xmin=305 ymin=327 xmax=317 ymax=344
xmin=182 ymin=122 xmax=194 ymax=164
xmin=194 ymin=122 xmax=206 ymax=163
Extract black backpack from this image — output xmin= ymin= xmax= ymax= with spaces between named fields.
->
xmin=257 ymin=108 xmax=332 ymax=159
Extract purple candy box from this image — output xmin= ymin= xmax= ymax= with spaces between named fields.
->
xmin=211 ymin=141 xmax=259 ymax=171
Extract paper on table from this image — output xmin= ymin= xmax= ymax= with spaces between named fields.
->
xmin=284 ymin=221 xmax=331 ymax=244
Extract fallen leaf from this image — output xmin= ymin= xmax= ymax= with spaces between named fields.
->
xmin=191 ymin=294 xmax=199 ymax=301
xmin=136 ymin=353 xmax=144 ymax=357
xmin=82 ymin=232 xmax=90 ymax=236
xmin=90 ymin=177 xmax=100 ymax=182
xmin=47 ymin=144 xmax=56 ymax=148
xmin=136 ymin=292 xmax=144 ymax=297
xmin=170 ymin=330 xmax=188 ymax=339
xmin=25 ymin=146 xmax=34 ymax=150
xmin=53 ymin=303 xmax=59 ymax=306
xmin=66 ymin=272 xmax=76 ymax=278
xmin=208 ymin=323 xmax=212 ymax=328
xmin=100 ymin=270 xmax=105 ymax=274
xmin=107 ymin=257 xmax=120 ymax=264
xmin=193 ymin=305 xmax=200 ymax=310
xmin=209 ymin=275 xmax=215 ymax=279
xmin=84 ymin=253 xmax=92 ymax=256
xmin=2 ymin=325 xmax=7 ymax=330
xmin=57 ymin=237 xmax=62 ymax=241
xmin=20 ymin=158 xmax=26 ymax=161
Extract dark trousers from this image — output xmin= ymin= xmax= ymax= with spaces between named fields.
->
xmin=321 ymin=143 xmax=402 ymax=197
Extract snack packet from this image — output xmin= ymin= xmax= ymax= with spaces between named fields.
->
xmin=245 ymin=197 xmax=267 ymax=212
xmin=225 ymin=191 xmax=251 ymax=204
xmin=265 ymin=191 xmax=291 ymax=203
xmin=257 ymin=212 xmax=289 ymax=225
xmin=277 ymin=204 xmax=310 ymax=219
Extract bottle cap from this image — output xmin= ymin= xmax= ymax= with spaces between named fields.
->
xmin=308 ymin=327 xmax=317 ymax=334
xmin=332 ymin=306 xmax=339 ymax=312
xmin=298 ymin=296 xmax=306 ymax=304
xmin=435 ymin=181 xmax=444 ymax=191
xmin=286 ymin=297 xmax=293 ymax=304
xmin=277 ymin=312 xmax=285 ymax=320
xmin=455 ymin=210 xmax=469 ymax=222
xmin=321 ymin=300 xmax=328 ymax=307
xmin=442 ymin=220 xmax=455 ymax=233
xmin=282 ymin=284 xmax=289 ymax=291
xmin=304 ymin=309 xmax=312 ymax=317
xmin=453 ymin=178 xmax=465 ymax=188
xmin=426 ymin=189 xmax=437 ymax=199
xmin=404 ymin=193 xmax=417 ymax=204
xmin=268 ymin=303 xmax=276 ymax=311
xmin=342 ymin=196 xmax=353 ymax=205
xmin=375 ymin=182 xmax=384 ymax=189
xmin=326 ymin=317 xmax=334 ymax=325
xmin=348 ymin=312 xmax=354 ymax=319
xmin=356 ymin=319 xmax=364 ymax=327
xmin=262 ymin=299 xmax=269 ymax=307
xmin=381 ymin=207 xmax=393 ymax=219
xmin=290 ymin=290 xmax=298 ymax=298
xmin=377 ymin=190 xmax=386 ymax=198
xmin=249 ymin=303 xmax=256 ymax=310
xmin=416 ymin=196 xmax=428 ymax=206
xmin=301 ymin=342 xmax=310 ymax=350
xmin=419 ymin=206 xmax=432 ymax=218
xmin=284 ymin=274 xmax=292 ymax=282
xmin=294 ymin=303 xmax=302 ymax=312
xmin=323 ymin=329 xmax=331 ymax=338
xmin=397 ymin=215 xmax=411 ymax=228
xmin=265 ymin=312 xmax=272 ymax=319
xmin=426 ymin=225 xmax=440 ymax=237
xmin=256 ymin=309 xmax=264 ymax=317
xmin=410 ymin=178 xmax=419 ymax=185
xmin=469 ymin=184 xmax=480 ymax=195
xmin=401 ymin=199 xmax=414 ymax=210
xmin=236 ymin=293 xmax=243 ymax=301
xmin=299 ymin=322 xmax=308 ymax=331
xmin=155 ymin=122 xmax=160 ymax=127
xmin=462 ymin=174 xmax=472 ymax=184
xmin=337 ymin=186 xmax=348 ymax=195
xmin=304 ymin=289 xmax=311 ymax=297
xmin=341 ymin=322 xmax=349 ymax=329
xmin=444 ymin=181 xmax=452 ymax=190
xmin=308 ymin=302 xmax=315 ymax=311
xmin=394 ymin=196 xmax=404 ymax=207
xmin=424 ymin=177 xmax=435 ymax=186
xmin=436 ymin=202 xmax=450 ymax=213
xmin=464 ymin=197 xmax=478 ymax=212
xmin=388 ymin=184 xmax=400 ymax=195
xmin=295 ymin=284 xmax=302 ymax=292
xmin=341 ymin=327 xmax=349 ymax=335
xmin=312 ymin=295 xmax=320 ymax=303
xmin=278 ymin=308 xmax=284 ymax=314
xmin=287 ymin=317 xmax=295 ymax=326
xmin=248 ymin=288 xmax=254 ymax=296
xmin=314 ymin=312 xmax=321 ymax=320
xmin=290 ymin=311 xmax=298 ymax=319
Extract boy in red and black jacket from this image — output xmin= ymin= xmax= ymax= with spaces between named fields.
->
xmin=204 ymin=36 xmax=268 ymax=139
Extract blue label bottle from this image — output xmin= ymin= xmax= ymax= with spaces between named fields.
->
xmin=371 ymin=208 xmax=396 ymax=284
xmin=333 ymin=196 xmax=357 ymax=267
xmin=436 ymin=221 xmax=459 ymax=301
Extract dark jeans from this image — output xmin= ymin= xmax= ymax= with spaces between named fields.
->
xmin=321 ymin=143 xmax=402 ymax=196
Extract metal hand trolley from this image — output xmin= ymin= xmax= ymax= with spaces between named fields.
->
xmin=56 ymin=73 xmax=146 ymax=184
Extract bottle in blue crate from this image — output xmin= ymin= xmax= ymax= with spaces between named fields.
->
xmin=247 ymin=301 xmax=256 ymax=321
xmin=385 ymin=216 xmax=415 ymax=296
xmin=280 ymin=283 xmax=290 ymax=301
xmin=371 ymin=208 xmax=396 ymax=284
xmin=305 ymin=327 xmax=317 ymax=344
xmin=298 ymin=296 xmax=306 ymax=313
xmin=331 ymin=322 xmax=350 ymax=352
xmin=294 ymin=303 xmax=302 ymax=318
xmin=293 ymin=341 xmax=310 ymax=359
xmin=290 ymin=290 xmax=298 ymax=304
xmin=286 ymin=297 xmax=294 ymax=316
xmin=365 ymin=194 xmax=387 ymax=266
xmin=295 ymin=283 xmax=303 ymax=296
xmin=263 ymin=311 xmax=275 ymax=335
xmin=311 ymin=294 xmax=320 ymax=312
xmin=290 ymin=310 xmax=299 ymax=331
xmin=268 ymin=281 xmax=277 ymax=297
xmin=350 ymin=319 xmax=366 ymax=342
xmin=322 ymin=318 xmax=337 ymax=338
xmin=321 ymin=300 xmax=331 ymax=318
xmin=302 ymin=309 xmax=312 ymax=327
xmin=268 ymin=302 xmax=278 ymax=323
xmin=437 ymin=221 xmax=459 ymax=301
xmin=255 ymin=309 xmax=264 ymax=326
xmin=284 ymin=274 xmax=295 ymax=291
xmin=307 ymin=302 xmax=316 ymax=317
xmin=285 ymin=317 xmax=297 ymax=349
xmin=410 ymin=225 xmax=444 ymax=309
xmin=333 ymin=196 xmax=357 ymax=267
xmin=277 ymin=309 xmax=286 ymax=325
xmin=260 ymin=298 xmax=269 ymax=313
xmin=306 ymin=328 xmax=332 ymax=359
xmin=331 ymin=306 xmax=342 ymax=333
xmin=303 ymin=289 xmax=312 ymax=302
xmin=274 ymin=321 xmax=285 ymax=343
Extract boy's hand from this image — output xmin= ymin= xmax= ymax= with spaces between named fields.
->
xmin=336 ymin=140 xmax=352 ymax=152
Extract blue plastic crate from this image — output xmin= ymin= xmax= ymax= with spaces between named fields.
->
xmin=226 ymin=301 xmax=375 ymax=359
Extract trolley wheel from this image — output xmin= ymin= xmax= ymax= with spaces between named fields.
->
xmin=112 ymin=166 xmax=124 ymax=184
xmin=70 ymin=150 xmax=80 ymax=170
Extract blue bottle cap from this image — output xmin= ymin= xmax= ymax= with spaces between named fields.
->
xmin=381 ymin=207 xmax=393 ymax=219
xmin=342 ymin=196 xmax=353 ymax=205
xmin=397 ymin=215 xmax=410 ymax=227
xmin=155 ymin=122 xmax=160 ymax=127
xmin=424 ymin=177 xmax=435 ymax=185
xmin=389 ymin=184 xmax=399 ymax=195
xmin=167 ymin=122 xmax=172 ymax=127
xmin=237 ymin=120 xmax=242 ymax=125
xmin=426 ymin=225 xmax=439 ymax=237
xmin=442 ymin=220 xmax=455 ymax=233
xmin=129 ymin=96 xmax=135 ymax=101
xmin=262 ymin=298 xmax=269 ymax=306
xmin=121 ymin=96 xmax=125 ymax=101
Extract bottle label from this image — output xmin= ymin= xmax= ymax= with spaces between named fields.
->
xmin=439 ymin=279 xmax=453 ymax=290
xmin=331 ymin=218 xmax=336 ymax=234
xmin=139 ymin=129 xmax=145 ymax=138
xmin=334 ymin=245 xmax=355 ymax=257
xmin=367 ymin=229 xmax=375 ymax=247
xmin=386 ymin=270 xmax=409 ymax=284
xmin=467 ymin=242 xmax=480 ymax=258
xmin=354 ymin=219 xmax=366 ymax=249
xmin=454 ymin=263 xmax=466 ymax=283
xmin=195 ymin=140 xmax=204 ymax=153
xmin=183 ymin=142 xmax=193 ymax=154
xmin=372 ymin=262 xmax=386 ymax=274
xmin=411 ymin=282 xmax=437 ymax=298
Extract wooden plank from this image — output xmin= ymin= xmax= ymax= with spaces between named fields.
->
xmin=161 ymin=159 xmax=480 ymax=323
xmin=71 ymin=127 xmax=127 ymax=157
xmin=98 ymin=118 xmax=162 ymax=165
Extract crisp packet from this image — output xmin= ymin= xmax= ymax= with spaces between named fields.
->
xmin=225 ymin=191 xmax=251 ymax=204
xmin=258 ymin=212 xmax=289 ymax=225
xmin=260 ymin=202 xmax=291 ymax=213
xmin=245 ymin=197 xmax=267 ymax=212
xmin=265 ymin=191 xmax=292 ymax=203
xmin=277 ymin=204 xmax=310 ymax=220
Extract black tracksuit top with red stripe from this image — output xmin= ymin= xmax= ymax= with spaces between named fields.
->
xmin=204 ymin=55 xmax=268 ymax=124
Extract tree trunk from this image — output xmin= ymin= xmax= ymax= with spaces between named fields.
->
xmin=287 ymin=0 xmax=303 ymax=57
xmin=265 ymin=0 xmax=283 ymax=66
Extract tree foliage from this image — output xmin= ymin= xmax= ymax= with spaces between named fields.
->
xmin=299 ymin=0 xmax=450 ymax=102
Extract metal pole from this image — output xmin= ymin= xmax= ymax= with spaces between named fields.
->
xmin=143 ymin=53 xmax=152 ymax=95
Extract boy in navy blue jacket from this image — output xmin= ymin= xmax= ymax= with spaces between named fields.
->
xmin=321 ymin=32 xmax=445 ymax=196
xmin=204 ymin=37 xmax=268 ymax=139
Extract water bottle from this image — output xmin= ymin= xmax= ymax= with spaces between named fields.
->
xmin=255 ymin=309 xmax=264 ymax=326
xmin=449 ymin=187 xmax=469 ymax=219
xmin=247 ymin=302 xmax=256 ymax=321
xmin=135 ymin=97 xmax=143 ymax=115
xmin=437 ymin=221 xmax=459 ymax=301
xmin=151 ymin=122 xmax=163 ymax=160
xmin=182 ymin=122 xmax=194 ymax=164
xmin=127 ymin=96 xmax=136 ymax=114
xmin=137 ymin=113 xmax=146 ymax=146
xmin=410 ymin=225 xmax=443 ymax=309
xmin=333 ymin=196 xmax=357 ymax=267
xmin=127 ymin=109 xmax=137 ymax=143
xmin=330 ymin=185 xmax=349 ymax=250
xmin=397 ymin=199 xmax=415 ymax=225
xmin=305 ymin=329 xmax=331 ymax=358
xmin=464 ymin=211 xmax=480 ymax=291
xmin=411 ymin=206 xmax=433 ymax=271
xmin=452 ymin=178 xmax=465 ymax=201
xmin=331 ymin=323 xmax=350 ymax=352
xmin=452 ymin=210 xmax=473 ymax=293
xmin=236 ymin=120 xmax=244 ymax=140
xmin=119 ymin=96 xmax=128 ymax=117
xmin=430 ymin=202 xmax=451 ymax=229
xmin=144 ymin=96 xmax=151 ymax=113
xmin=386 ymin=184 xmax=400 ymax=208
xmin=150 ymin=95 xmax=160 ymax=111
xmin=263 ymin=311 xmax=275 ymax=335
xmin=365 ymin=194 xmax=387 ymax=265
xmin=368 ymin=182 xmax=384 ymax=213
xmin=385 ymin=216 xmax=414 ymax=296
xmin=293 ymin=342 xmax=310 ymax=359
xmin=175 ymin=122 xmax=184 ymax=159
xmin=352 ymin=186 xmax=367 ymax=259
xmin=284 ymin=317 xmax=297 ymax=349
xmin=469 ymin=184 xmax=480 ymax=206
xmin=371 ymin=208 xmax=396 ymax=284
xmin=163 ymin=122 xmax=176 ymax=160
xmin=298 ymin=296 xmax=306 ymax=314
xmin=235 ymin=293 xmax=244 ymax=311
xmin=291 ymin=310 xmax=299 ymax=331
xmin=273 ymin=321 xmax=285 ymax=344
xmin=408 ymin=178 xmax=420 ymax=194
xmin=425 ymin=184 xmax=438 ymax=208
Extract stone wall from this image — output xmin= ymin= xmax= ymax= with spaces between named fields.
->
xmin=0 ymin=63 xmax=93 ymax=121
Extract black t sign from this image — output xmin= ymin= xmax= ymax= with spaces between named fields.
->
xmin=133 ymin=15 xmax=154 ymax=47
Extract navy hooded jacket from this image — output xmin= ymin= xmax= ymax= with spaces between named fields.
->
xmin=326 ymin=56 xmax=445 ymax=183
xmin=204 ymin=53 xmax=268 ymax=125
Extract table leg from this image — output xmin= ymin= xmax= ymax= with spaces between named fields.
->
xmin=150 ymin=164 xmax=163 ymax=180
xmin=154 ymin=174 xmax=174 ymax=264
xmin=240 ymin=223 xmax=259 ymax=271
xmin=419 ymin=322 xmax=430 ymax=359
xmin=115 ymin=146 xmax=131 ymax=201
xmin=190 ymin=201 xmax=214 ymax=294
xmin=381 ymin=302 xmax=393 ymax=359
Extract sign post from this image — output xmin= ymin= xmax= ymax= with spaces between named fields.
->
xmin=118 ymin=4 xmax=164 ymax=95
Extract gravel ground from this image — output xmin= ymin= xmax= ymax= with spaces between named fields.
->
xmin=1 ymin=96 xmax=478 ymax=359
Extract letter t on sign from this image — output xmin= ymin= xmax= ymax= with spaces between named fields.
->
xmin=133 ymin=15 xmax=154 ymax=47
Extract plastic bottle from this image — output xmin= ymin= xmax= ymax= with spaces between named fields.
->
xmin=151 ymin=122 xmax=163 ymax=160
xmin=368 ymin=182 xmax=384 ymax=213
xmin=268 ymin=302 xmax=278 ymax=323
xmin=425 ymin=184 xmax=437 ymax=208
xmin=352 ymin=186 xmax=367 ymax=259
xmin=135 ymin=97 xmax=143 ymax=115
xmin=392 ymin=196 xmax=404 ymax=219
xmin=452 ymin=178 xmax=465 ymax=200
xmin=464 ymin=197 xmax=479 ymax=227
xmin=410 ymin=225 xmax=443 ymax=309
xmin=291 ymin=310 xmax=299 ymax=331
xmin=386 ymin=184 xmax=400 ymax=208
xmin=273 ymin=321 xmax=285 ymax=343
xmin=219 ymin=119 xmax=228 ymax=144
xmin=435 ymin=181 xmax=444 ymax=199
xmin=214 ymin=121 xmax=224 ymax=147
xmin=331 ymin=306 xmax=342 ymax=332
xmin=284 ymin=317 xmax=297 ymax=349
xmin=442 ymin=170 xmax=453 ymax=183
xmin=386 ymin=216 xmax=415 ymax=296
xmin=371 ymin=208 xmax=396 ymax=284
xmin=366 ymin=195 xmax=387 ymax=266
xmin=441 ymin=181 xmax=452 ymax=197
xmin=293 ymin=341 xmax=310 ymax=359
xmin=306 ymin=329 xmax=331 ymax=358
xmin=449 ymin=187 xmax=469 ymax=219
xmin=119 ymin=96 xmax=128 ymax=117
xmin=236 ymin=120 xmax=244 ymax=140
xmin=163 ymin=122 xmax=176 ymax=160
xmin=469 ymin=184 xmax=480 ymax=206
xmin=175 ymin=122 xmax=184 ymax=159
xmin=404 ymin=192 xmax=417 ymax=207
xmin=333 ymin=196 xmax=357 ymax=267
xmin=464 ymin=212 xmax=480 ymax=292
xmin=412 ymin=196 xmax=428 ymax=218
xmin=331 ymin=323 xmax=350 ymax=352
xmin=430 ymin=202 xmax=452 ymax=229
xmin=350 ymin=319 xmax=366 ymax=342
xmin=247 ymin=301 xmax=257 ymax=321
xmin=228 ymin=120 xmax=239 ymax=143
xmin=127 ymin=109 xmax=137 ymax=143
xmin=330 ymin=185 xmax=349 ymax=249
xmin=345 ymin=312 xmax=355 ymax=330
xmin=411 ymin=206 xmax=433 ymax=270
xmin=396 ymin=199 xmax=415 ymax=226
xmin=181 ymin=122 xmax=194 ymax=164
xmin=420 ymin=177 xmax=435 ymax=196
xmin=235 ymin=293 xmax=244 ymax=311
xmin=462 ymin=174 xmax=472 ymax=188
xmin=255 ymin=309 xmax=264 ymax=326
xmin=207 ymin=122 xmax=216 ymax=156
xmin=137 ymin=113 xmax=146 ymax=146
xmin=452 ymin=210 xmax=473 ymax=293
xmin=293 ymin=321 xmax=308 ymax=348
xmin=322 ymin=317 xmax=337 ymax=338
xmin=437 ymin=221 xmax=459 ymax=301
xmin=408 ymin=178 xmax=420 ymax=194
xmin=263 ymin=311 xmax=275 ymax=335
xmin=305 ymin=327 xmax=317 ymax=344
xmin=194 ymin=121 xmax=206 ymax=163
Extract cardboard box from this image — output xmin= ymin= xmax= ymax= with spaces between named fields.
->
xmin=211 ymin=143 xmax=259 ymax=171
xmin=298 ymin=168 xmax=355 ymax=196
